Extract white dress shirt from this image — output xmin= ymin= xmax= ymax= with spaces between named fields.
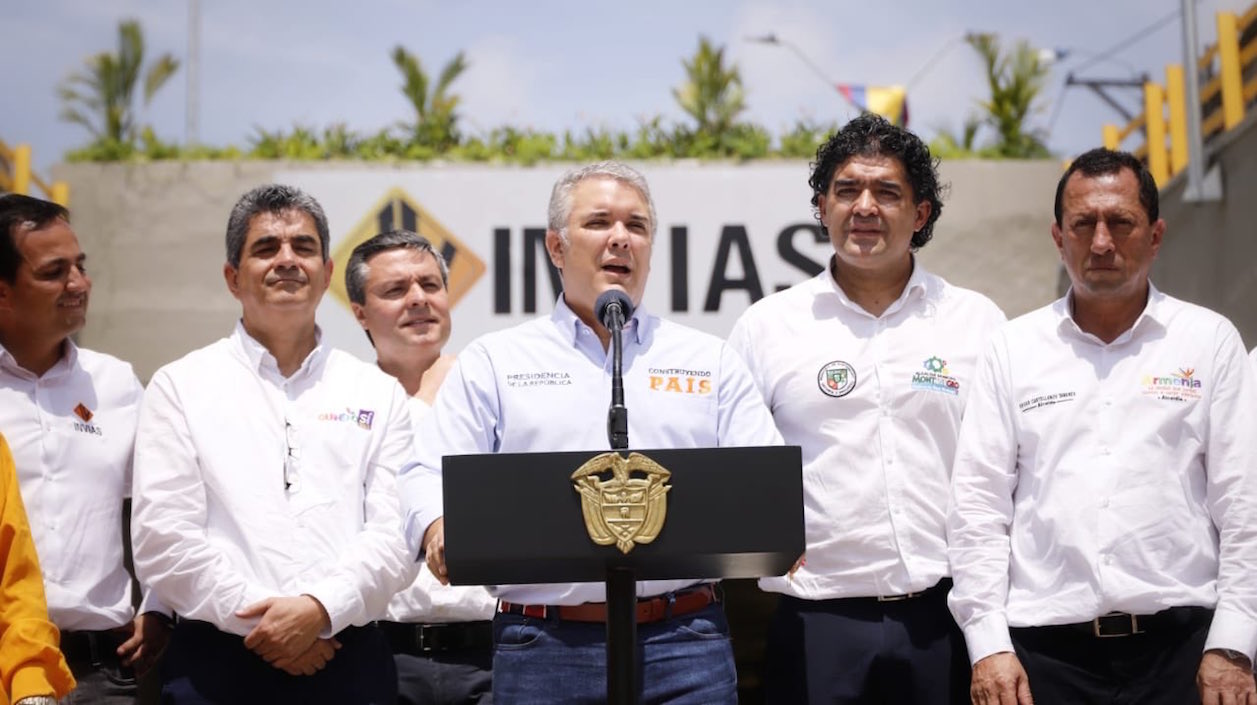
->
xmin=384 ymin=398 xmax=496 ymax=623
xmin=400 ymin=297 xmax=783 ymax=606
xmin=0 ymin=341 xmax=165 ymax=630
xmin=131 ymin=323 xmax=419 ymax=637
xmin=948 ymin=286 xmax=1257 ymax=664
xmin=728 ymin=262 xmax=1006 ymax=599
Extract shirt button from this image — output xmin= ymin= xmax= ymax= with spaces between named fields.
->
xmin=1100 ymin=498 xmax=1110 ymax=508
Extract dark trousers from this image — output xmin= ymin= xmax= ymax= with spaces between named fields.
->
xmin=381 ymin=620 xmax=493 ymax=705
xmin=763 ymin=581 xmax=969 ymax=705
xmin=158 ymin=620 xmax=397 ymax=705
xmin=1010 ymin=607 xmax=1212 ymax=704
xmin=60 ymin=629 xmax=138 ymax=705
xmin=394 ymin=651 xmax=492 ymax=705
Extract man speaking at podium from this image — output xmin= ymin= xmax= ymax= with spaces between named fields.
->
xmin=400 ymin=161 xmax=782 ymax=704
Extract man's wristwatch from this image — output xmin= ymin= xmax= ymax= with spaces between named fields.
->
xmin=15 ymin=696 xmax=58 ymax=705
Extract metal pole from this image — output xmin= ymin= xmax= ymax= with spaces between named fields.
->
xmin=186 ymin=0 xmax=201 ymax=146
xmin=1180 ymin=0 xmax=1222 ymax=201
xmin=606 ymin=566 xmax=638 ymax=704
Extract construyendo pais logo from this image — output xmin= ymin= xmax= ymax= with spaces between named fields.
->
xmin=648 ymin=367 xmax=712 ymax=395
xmin=817 ymin=361 xmax=856 ymax=398
xmin=911 ymin=356 xmax=960 ymax=396
xmin=1142 ymin=367 xmax=1203 ymax=402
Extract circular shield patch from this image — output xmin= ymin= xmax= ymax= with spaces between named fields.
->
xmin=817 ymin=360 xmax=857 ymax=398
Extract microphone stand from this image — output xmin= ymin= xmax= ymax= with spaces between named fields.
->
xmin=603 ymin=300 xmax=637 ymax=705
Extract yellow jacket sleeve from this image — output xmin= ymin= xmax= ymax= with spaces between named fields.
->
xmin=0 ymin=432 xmax=75 ymax=703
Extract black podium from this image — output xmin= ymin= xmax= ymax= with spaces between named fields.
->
xmin=442 ymin=445 xmax=804 ymax=705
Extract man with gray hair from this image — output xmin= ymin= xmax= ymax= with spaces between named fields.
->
xmin=346 ymin=230 xmax=495 ymax=705
xmin=131 ymin=184 xmax=418 ymax=704
xmin=399 ymin=161 xmax=782 ymax=704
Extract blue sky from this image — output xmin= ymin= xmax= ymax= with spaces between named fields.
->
xmin=2 ymin=0 xmax=1249 ymax=172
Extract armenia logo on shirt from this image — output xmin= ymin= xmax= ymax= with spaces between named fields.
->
xmin=317 ymin=408 xmax=376 ymax=430
xmin=910 ymin=356 xmax=961 ymax=396
xmin=817 ymin=361 xmax=856 ymax=398
xmin=71 ymin=402 xmax=103 ymax=435
xmin=648 ymin=367 xmax=712 ymax=395
xmin=1141 ymin=367 xmax=1203 ymax=402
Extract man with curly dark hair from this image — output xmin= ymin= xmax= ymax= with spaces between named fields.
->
xmin=729 ymin=113 xmax=1005 ymax=703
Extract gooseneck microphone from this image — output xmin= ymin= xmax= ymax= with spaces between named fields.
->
xmin=596 ymin=290 xmax=633 ymax=450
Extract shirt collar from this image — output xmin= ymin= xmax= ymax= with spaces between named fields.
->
xmin=1055 ymin=280 xmax=1167 ymax=344
xmin=821 ymin=255 xmax=929 ymax=318
xmin=0 ymin=338 xmax=78 ymax=381
xmin=551 ymin=294 xmax=650 ymax=347
xmin=230 ymin=319 xmax=326 ymax=380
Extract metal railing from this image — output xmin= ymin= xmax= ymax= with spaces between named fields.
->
xmin=0 ymin=139 xmax=70 ymax=205
xmin=1102 ymin=3 xmax=1257 ymax=185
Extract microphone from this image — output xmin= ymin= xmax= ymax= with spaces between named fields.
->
xmin=596 ymin=289 xmax=633 ymax=332
xmin=595 ymin=290 xmax=633 ymax=450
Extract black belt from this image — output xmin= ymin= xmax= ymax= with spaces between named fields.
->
xmin=818 ymin=578 xmax=951 ymax=604
xmin=378 ymin=620 xmax=494 ymax=655
xmin=60 ymin=629 xmax=127 ymax=666
xmin=1027 ymin=606 xmax=1212 ymax=638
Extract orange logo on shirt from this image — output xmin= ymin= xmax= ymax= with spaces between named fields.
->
xmin=648 ymin=376 xmax=712 ymax=395
xmin=73 ymin=403 xmax=94 ymax=423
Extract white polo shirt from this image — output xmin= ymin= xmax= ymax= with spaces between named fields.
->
xmin=400 ymin=297 xmax=783 ymax=606
xmin=384 ymin=398 xmax=496 ymax=624
xmin=728 ymin=262 xmax=1005 ymax=599
xmin=0 ymin=341 xmax=165 ymax=631
xmin=948 ymin=286 xmax=1257 ymax=664
xmin=131 ymin=322 xmax=419 ymax=637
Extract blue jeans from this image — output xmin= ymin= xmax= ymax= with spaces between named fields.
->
xmin=491 ymin=602 xmax=736 ymax=705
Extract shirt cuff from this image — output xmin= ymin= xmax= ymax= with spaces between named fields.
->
xmin=137 ymin=590 xmax=171 ymax=621
xmin=11 ymin=665 xmax=70 ymax=702
xmin=962 ymin=612 xmax=1015 ymax=665
xmin=1204 ymin=602 xmax=1257 ymax=661
xmin=300 ymin=576 xmax=360 ymax=638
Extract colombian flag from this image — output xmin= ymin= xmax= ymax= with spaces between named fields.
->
xmin=837 ymin=84 xmax=909 ymax=127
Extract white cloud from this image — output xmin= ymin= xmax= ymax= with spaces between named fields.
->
xmin=457 ymin=35 xmax=547 ymax=133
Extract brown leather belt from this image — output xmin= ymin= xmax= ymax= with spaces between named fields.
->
xmin=498 ymin=584 xmax=718 ymax=624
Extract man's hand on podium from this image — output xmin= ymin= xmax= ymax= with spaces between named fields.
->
xmin=423 ymin=516 xmax=448 ymax=584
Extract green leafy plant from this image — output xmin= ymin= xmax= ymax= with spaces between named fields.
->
xmin=58 ymin=19 xmax=180 ymax=151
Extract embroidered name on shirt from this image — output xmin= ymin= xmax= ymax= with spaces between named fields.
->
xmin=72 ymin=421 xmax=103 ymax=436
xmin=1142 ymin=368 xmax=1203 ymax=401
xmin=910 ymin=356 xmax=961 ymax=396
xmin=317 ymin=408 xmax=376 ymax=429
xmin=647 ymin=367 xmax=712 ymax=395
xmin=1018 ymin=392 xmax=1076 ymax=413
xmin=506 ymin=371 xmax=573 ymax=387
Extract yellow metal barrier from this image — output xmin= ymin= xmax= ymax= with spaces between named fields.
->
xmin=0 ymin=139 xmax=70 ymax=205
xmin=1099 ymin=2 xmax=1256 ymax=187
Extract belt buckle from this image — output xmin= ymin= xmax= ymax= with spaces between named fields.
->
xmin=877 ymin=591 xmax=919 ymax=603
xmin=416 ymin=624 xmax=435 ymax=653
xmin=1093 ymin=612 xmax=1142 ymax=638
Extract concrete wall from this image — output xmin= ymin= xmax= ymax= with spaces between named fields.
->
xmin=53 ymin=159 xmax=1065 ymax=381
xmin=1152 ymin=111 xmax=1257 ymax=349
